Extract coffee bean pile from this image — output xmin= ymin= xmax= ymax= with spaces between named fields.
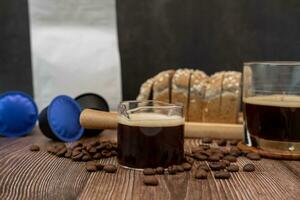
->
xmin=30 ymin=138 xmax=261 ymax=187
xmin=45 ymin=140 xmax=118 ymax=162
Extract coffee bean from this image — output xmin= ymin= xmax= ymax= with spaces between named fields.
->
xmin=223 ymin=155 xmax=237 ymax=162
xmin=111 ymin=150 xmax=118 ymax=156
xmin=197 ymin=164 xmax=210 ymax=172
xmin=246 ymin=153 xmax=261 ymax=160
xmin=70 ymin=141 xmax=83 ymax=149
xmin=105 ymin=143 xmax=113 ymax=150
xmin=143 ymin=168 xmax=156 ymax=175
xmin=229 ymin=150 xmax=241 ymax=157
xmin=208 ymin=155 xmax=220 ymax=162
xmin=243 ymin=163 xmax=255 ymax=172
xmin=217 ymin=139 xmax=227 ymax=146
xmin=96 ymin=163 xmax=104 ymax=170
xmin=229 ymin=140 xmax=239 ymax=146
xmin=101 ymin=150 xmax=112 ymax=158
xmin=181 ymin=162 xmax=192 ymax=171
xmin=198 ymin=144 xmax=210 ymax=150
xmin=175 ymin=165 xmax=184 ymax=172
xmin=227 ymin=164 xmax=239 ymax=172
xmin=220 ymin=160 xmax=230 ymax=167
xmin=96 ymin=143 xmax=106 ymax=151
xmin=72 ymin=150 xmax=81 ymax=157
xmin=29 ymin=144 xmax=40 ymax=151
xmin=214 ymin=171 xmax=230 ymax=179
xmin=168 ymin=166 xmax=177 ymax=175
xmin=86 ymin=161 xmax=97 ymax=172
xmin=209 ymin=162 xmax=222 ymax=171
xmin=64 ymin=149 xmax=72 ymax=158
xmin=202 ymin=137 xmax=212 ymax=143
xmin=195 ymin=169 xmax=208 ymax=179
xmin=186 ymin=157 xmax=194 ymax=165
xmin=88 ymin=147 xmax=97 ymax=154
xmin=155 ymin=167 xmax=164 ymax=175
xmin=103 ymin=164 xmax=117 ymax=173
xmin=194 ymin=153 xmax=208 ymax=161
xmin=219 ymin=161 xmax=227 ymax=169
xmin=47 ymin=145 xmax=55 ymax=154
xmin=191 ymin=147 xmax=205 ymax=153
xmin=72 ymin=152 xmax=84 ymax=161
xmin=82 ymin=154 xmax=92 ymax=161
xmin=56 ymin=147 xmax=67 ymax=157
xmin=213 ymin=152 xmax=224 ymax=159
xmin=93 ymin=152 xmax=102 ymax=159
xmin=143 ymin=176 xmax=158 ymax=186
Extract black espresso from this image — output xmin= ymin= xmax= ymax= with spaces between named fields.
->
xmin=244 ymin=95 xmax=300 ymax=144
xmin=117 ymin=113 xmax=184 ymax=169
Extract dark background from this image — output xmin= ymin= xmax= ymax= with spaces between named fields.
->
xmin=117 ymin=0 xmax=300 ymax=100
xmin=0 ymin=0 xmax=33 ymax=95
xmin=1 ymin=1 xmax=300 ymax=100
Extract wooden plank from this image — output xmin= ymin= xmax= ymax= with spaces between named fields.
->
xmin=0 ymin=128 xmax=299 ymax=200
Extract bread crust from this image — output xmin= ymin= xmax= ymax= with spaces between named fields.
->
xmin=153 ymin=70 xmax=175 ymax=103
xmin=172 ymin=69 xmax=193 ymax=119
xmin=188 ymin=70 xmax=208 ymax=122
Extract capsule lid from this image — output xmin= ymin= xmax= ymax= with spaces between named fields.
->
xmin=0 ymin=91 xmax=38 ymax=137
xmin=47 ymin=95 xmax=84 ymax=142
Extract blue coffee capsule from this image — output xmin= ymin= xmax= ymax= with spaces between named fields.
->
xmin=0 ymin=91 xmax=38 ymax=137
xmin=39 ymin=95 xmax=84 ymax=142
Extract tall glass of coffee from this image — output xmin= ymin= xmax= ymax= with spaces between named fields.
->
xmin=117 ymin=101 xmax=184 ymax=169
xmin=243 ymin=62 xmax=300 ymax=154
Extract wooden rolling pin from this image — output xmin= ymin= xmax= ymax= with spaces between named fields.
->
xmin=80 ymin=109 xmax=243 ymax=139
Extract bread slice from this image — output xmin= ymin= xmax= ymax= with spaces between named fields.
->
xmin=171 ymin=69 xmax=193 ymax=120
xmin=153 ymin=70 xmax=175 ymax=103
xmin=188 ymin=70 xmax=208 ymax=122
xmin=136 ymin=77 xmax=154 ymax=101
xmin=219 ymin=71 xmax=242 ymax=123
xmin=202 ymin=72 xmax=224 ymax=122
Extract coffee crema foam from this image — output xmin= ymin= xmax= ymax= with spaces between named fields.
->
xmin=118 ymin=113 xmax=184 ymax=127
xmin=243 ymin=95 xmax=300 ymax=108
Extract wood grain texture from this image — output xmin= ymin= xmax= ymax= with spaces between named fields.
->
xmin=0 ymin=127 xmax=299 ymax=200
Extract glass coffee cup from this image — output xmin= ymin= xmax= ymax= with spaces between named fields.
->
xmin=117 ymin=101 xmax=184 ymax=169
xmin=243 ymin=62 xmax=300 ymax=154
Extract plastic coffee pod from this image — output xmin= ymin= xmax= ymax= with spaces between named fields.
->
xmin=0 ymin=91 xmax=38 ymax=137
xmin=39 ymin=95 xmax=84 ymax=142
xmin=75 ymin=93 xmax=109 ymax=134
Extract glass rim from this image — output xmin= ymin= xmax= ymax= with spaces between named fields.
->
xmin=119 ymin=100 xmax=183 ymax=110
xmin=244 ymin=61 xmax=300 ymax=66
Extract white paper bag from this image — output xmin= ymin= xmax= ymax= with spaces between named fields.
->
xmin=29 ymin=0 xmax=122 ymax=110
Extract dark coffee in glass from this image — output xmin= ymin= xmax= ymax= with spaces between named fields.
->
xmin=117 ymin=101 xmax=184 ymax=169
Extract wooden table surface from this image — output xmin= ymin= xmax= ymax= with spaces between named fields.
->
xmin=0 ymin=127 xmax=299 ymax=200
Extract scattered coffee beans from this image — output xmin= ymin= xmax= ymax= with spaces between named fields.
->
xmin=195 ymin=169 xmax=208 ymax=179
xmin=143 ymin=176 xmax=159 ymax=186
xmin=209 ymin=162 xmax=222 ymax=171
xmin=155 ymin=167 xmax=164 ymax=175
xmin=246 ymin=153 xmax=261 ymax=160
xmin=208 ymin=155 xmax=220 ymax=162
xmin=29 ymin=144 xmax=40 ymax=151
xmin=223 ymin=155 xmax=237 ymax=162
xmin=194 ymin=153 xmax=208 ymax=161
xmin=197 ymin=164 xmax=210 ymax=172
xmin=168 ymin=166 xmax=177 ymax=175
xmin=243 ymin=164 xmax=255 ymax=172
xmin=227 ymin=164 xmax=239 ymax=172
xmin=143 ymin=168 xmax=156 ymax=175
xmin=181 ymin=162 xmax=192 ymax=171
xmin=96 ymin=163 xmax=104 ymax=171
xmin=220 ymin=160 xmax=230 ymax=167
xmin=64 ymin=149 xmax=72 ymax=158
xmin=86 ymin=161 xmax=97 ymax=172
xmin=214 ymin=171 xmax=230 ymax=179
xmin=217 ymin=139 xmax=227 ymax=146
xmin=175 ymin=165 xmax=184 ymax=172
xmin=103 ymin=164 xmax=117 ymax=173
xmin=56 ymin=148 xmax=67 ymax=157
xmin=202 ymin=137 xmax=212 ymax=144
